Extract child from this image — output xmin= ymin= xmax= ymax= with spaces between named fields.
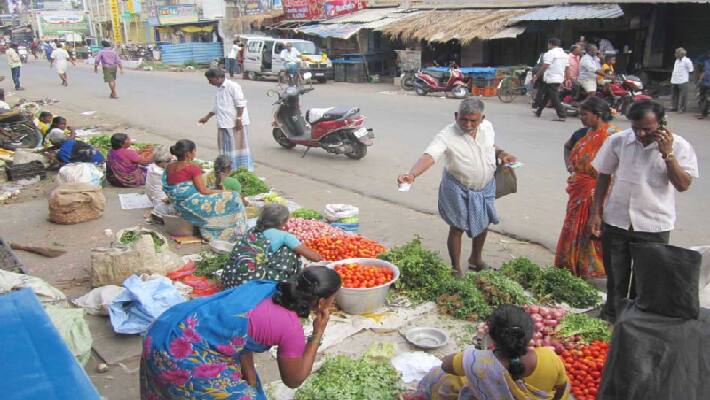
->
xmin=45 ymin=129 xmax=104 ymax=165
xmin=206 ymin=154 xmax=242 ymax=193
xmin=36 ymin=111 xmax=53 ymax=136
xmin=45 ymin=116 xmax=75 ymax=145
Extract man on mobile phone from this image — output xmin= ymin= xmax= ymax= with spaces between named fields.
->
xmin=588 ymin=100 xmax=699 ymax=322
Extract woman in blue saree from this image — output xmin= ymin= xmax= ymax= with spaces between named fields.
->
xmin=140 ymin=266 xmax=341 ymax=399
xmin=163 ymin=139 xmax=247 ymax=242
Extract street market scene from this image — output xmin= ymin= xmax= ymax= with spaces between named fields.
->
xmin=0 ymin=0 xmax=709 ymax=399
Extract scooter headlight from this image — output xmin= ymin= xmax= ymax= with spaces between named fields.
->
xmin=286 ymin=86 xmax=299 ymax=96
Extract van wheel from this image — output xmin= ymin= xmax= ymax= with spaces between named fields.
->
xmin=247 ymin=71 xmax=258 ymax=81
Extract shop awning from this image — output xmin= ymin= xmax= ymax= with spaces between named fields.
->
xmin=488 ymin=26 xmax=527 ymax=40
xmin=293 ymin=8 xmax=416 ymax=39
xmin=511 ymin=4 xmax=623 ymax=21
xmin=382 ymin=9 xmax=534 ymax=45
xmin=299 ymin=23 xmax=363 ymax=39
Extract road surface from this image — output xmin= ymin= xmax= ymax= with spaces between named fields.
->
xmin=4 ymin=58 xmax=708 ymax=250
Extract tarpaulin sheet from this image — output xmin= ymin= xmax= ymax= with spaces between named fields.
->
xmin=0 ymin=288 xmax=100 ymax=400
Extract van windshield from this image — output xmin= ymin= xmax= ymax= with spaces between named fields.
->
xmin=292 ymin=42 xmax=317 ymax=54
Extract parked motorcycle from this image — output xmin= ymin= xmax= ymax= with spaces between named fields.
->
xmin=400 ymin=69 xmax=417 ymax=91
xmin=414 ymin=63 xmax=469 ymax=99
xmin=17 ymin=45 xmax=28 ymax=63
xmin=268 ymin=83 xmax=374 ymax=160
xmin=0 ymin=109 xmax=42 ymax=149
xmin=561 ymin=75 xmax=651 ymax=116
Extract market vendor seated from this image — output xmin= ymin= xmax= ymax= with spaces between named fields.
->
xmin=144 ymin=146 xmax=175 ymax=218
xmin=45 ymin=128 xmax=105 ymax=165
xmin=45 ymin=116 xmax=75 ymax=144
xmin=106 ymin=133 xmax=152 ymax=188
xmin=221 ymin=203 xmax=322 ymax=289
xmin=35 ymin=111 xmax=52 ymax=136
xmin=205 ymin=154 xmax=242 ymax=193
xmin=141 ymin=266 xmax=341 ymax=399
xmin=413 ymin=305 xmax=569 ymax=400
xmin=163 ymin=139 xmax=247 ymax=242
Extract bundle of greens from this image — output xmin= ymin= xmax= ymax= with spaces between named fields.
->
xmin=119 ymin=230 xmax=165 ymax=252
xmin=438 ymin=278 xmax=492 ymax=321
xmin=532 ymin=268 xmax=601 ymax=309
xmin=468 ymin=270 xmax=532 ymax=308
xmin=291 ymin=208 xmax=324 ymax=220
xmin=86 ymin=135 xmax=112 ymax=155
xmin=229 ymin=169 xmax=269 ymax=196
xmin=194 ymin=252 xmax=230 ymax=278
xmin=294 ymin=355 xmax=402 ymax=400
xmin=499 ymin=257 xmax=544 ymax=289
xmin=556 ymin=313 xmax=612 ymax=343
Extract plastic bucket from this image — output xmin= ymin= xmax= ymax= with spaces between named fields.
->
xmin=326 ymin=258 xmax=400 ymax=315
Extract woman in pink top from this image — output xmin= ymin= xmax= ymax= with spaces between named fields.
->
xmin=140 ymin=266 xmax=341 ymax=399
xmin=107 ymin=133 xmax=151 ymax=187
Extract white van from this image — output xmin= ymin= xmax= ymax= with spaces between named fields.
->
xmin=243 ymin=37 xmax=332 ymax=83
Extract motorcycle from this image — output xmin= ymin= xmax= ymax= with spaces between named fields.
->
xmin=0 ymin=109 xmax=42 ymax=149
xmin=413 ymin=63 xmax=469 ymax=99
xmin=400 ymin=69 xmax=417 ymax=91
xmin=17 ymin=45 xmax=28 ymax=63
xmin=561 ymin=74 xmax=651 ymax=116
xmin=268 ymin=78 xmax=374 ymax=160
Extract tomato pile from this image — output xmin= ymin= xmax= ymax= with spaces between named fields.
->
xmin=334 ymin=263 xmax=395 ymax=288
xmin=305 ymin=235 xmax=387 ymax=261
xmin=561 ymin=341 xmax=609 ymax=400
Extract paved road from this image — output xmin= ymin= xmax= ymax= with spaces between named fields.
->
xmin=4 ymin=58 xmax=708 ymax=249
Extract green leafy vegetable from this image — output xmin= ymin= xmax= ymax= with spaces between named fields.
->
xmin=119 ymin=230 xmax=165 ymax=252
xmin=532 ymin=268 xmax=601 ymax=309
xmin=291 ymin=208 xmax=324 ymax=220
xmin=468 ymin=269 xmax=532 ymax=308
xmin=295 ymin=354 xmax=402 ymax=400
xmin=194 ymin=252 xmax=230 ymax=278
xmin=556 ymin=313 xmax=612 ymax=343
xmin=499 ymin=257 xmax=543 ymax=289
xmin=229 ymin=168 xmax=269 ymax=196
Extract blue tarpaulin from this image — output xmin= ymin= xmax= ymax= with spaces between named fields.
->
xmin=0 ymin=288 xmax=100 ymax=400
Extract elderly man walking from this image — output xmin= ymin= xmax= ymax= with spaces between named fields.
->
xmin=670 ymin=47 xmax=694 ymax=113
xmin=199 ymin=68 xmax=253 ymax=172
xmin=589 ymin=100 xmax=699 ymax=322
xmin=94 ymin=41 xmax=123 ymax=99
xmin=397 ymin=99 xmax=517 ymax=276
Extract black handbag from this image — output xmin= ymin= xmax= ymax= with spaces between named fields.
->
xmin=494 ymin=160 xmax=517 ymax=199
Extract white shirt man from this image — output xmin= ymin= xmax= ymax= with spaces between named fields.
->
xmin=670 ymin=50 xmax=694 ymax=112
xmin=542 ymin=46 xmax=569 ymax=84
xmin=280 ymin=45 xmax=301 ymax=64
xmin=579 ymin=53 xmax=601 ymax=92
xmin=671 ymin=56 xmax=694 ymax=84
xmin=228 ymin=43 xmax=240 ymax=60
xmin=212 ymin=79 xmax=250 ymax=128
xmin=534 ymin=39 xmax=569 ymax=120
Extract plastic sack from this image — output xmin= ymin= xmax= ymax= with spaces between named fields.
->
xmin=72 ymin=285 xmax=125 ymax=316
xmin=0 ymin=269 xmax=67 ymax=305
xmin=167 ymin=261 xmax=221 ymax=298
xmin=324 ymin=204 xmax=359 ymax=222
xmin=108 ymin=274 xmax=186 ymax=335
xmin=44 ymin=305 xmax=93 ymax=366
xmin=57 ymin=163 xmax=104 ymax=187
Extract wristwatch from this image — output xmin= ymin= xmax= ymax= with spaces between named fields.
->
xmin=662 ymin=152 xmax=675 ymax=161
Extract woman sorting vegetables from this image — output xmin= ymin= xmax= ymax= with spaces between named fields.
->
xmin=414 ymin=305 xmax=569 ymax=400
xmin=140 ymin=267 xmax=341 ymax=399
xmin=221 ymin=203 xmax=322 ymax=289
xmin=107 ymin=133 xmax=152 ymax=188
xmin=163 ymin=139 xmax=247 ymax=242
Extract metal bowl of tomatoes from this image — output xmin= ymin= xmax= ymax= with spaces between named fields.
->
xmin=327 ymin=258 xmax=400 ymax=315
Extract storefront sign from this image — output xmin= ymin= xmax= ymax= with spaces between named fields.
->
xmin=39 ymin=11 xmax=90 ymax=37
xmin=110 ymin=0 xmax=123 ymax=43
xmin=240 ymin=0 xmax=271 ymax=15
xmin=324 ymin=0 xmax=365 ymax=18
xmin=158 ymin=5 xmax=198 ymax=25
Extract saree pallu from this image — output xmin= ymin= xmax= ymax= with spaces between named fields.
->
xmin=140 ymin=281 xmax=277 ymax=400
xmin=554 ymin=125 xmax=614 ymax=278
xmin=162 ymin=174 xmax=247 ymax=242
xmin=218 ymin=126 xmax=253 ymax=172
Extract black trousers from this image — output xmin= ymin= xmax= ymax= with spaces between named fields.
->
xmin=600 ymin=224 xmax=670 ymax=320
xmin=699 ymin=83 xmax=710 ymax=117
xmin=535 ymin=81 xmax=565 ymax=118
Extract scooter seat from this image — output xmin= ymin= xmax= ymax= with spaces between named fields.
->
xmin=306 ymin=107 xmax=359 ymax=124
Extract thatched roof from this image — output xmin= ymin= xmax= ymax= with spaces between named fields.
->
xmin=382 ymin=9 xmax=531 ymax=45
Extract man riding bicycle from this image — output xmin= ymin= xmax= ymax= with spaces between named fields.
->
xmin=279 ymin=42 xmax=302 ymax=85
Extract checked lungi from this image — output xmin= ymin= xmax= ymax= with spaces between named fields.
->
xmin=438 ymin=169 xmax=499 ymax=238
xmin=218 ymin=126 xmax=254 ymax=172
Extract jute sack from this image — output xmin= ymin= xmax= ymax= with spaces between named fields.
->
xmin=48 ymin=183 xmax=106 ymax=224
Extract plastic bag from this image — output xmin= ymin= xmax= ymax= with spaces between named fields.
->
xmin=108 ymin=275 xmax=186 ymax=335
xmin=0 ymin=269 xmax=67 ymax=305
xmin=166 ymin=261 xmax=221 ymax=298
xmin=57 ymin=163 xmax=104 ymax=187
xmin=324 ymin=204 xmax=359 ymax=222
xmin=44 ymin=305 xmax=93 ymax=366
xmin=72 ymin=285 xmax=125 ymax=316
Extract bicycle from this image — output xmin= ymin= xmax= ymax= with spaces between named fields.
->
xmin=497 ymin=67 xmax=534 ymax=103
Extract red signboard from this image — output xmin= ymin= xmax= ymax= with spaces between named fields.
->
xmin=284 ymin=0 xmax=365 ymax=20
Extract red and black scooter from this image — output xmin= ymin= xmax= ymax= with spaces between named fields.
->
xmin=269 ymin=85 xmax=374 ymax=160
xmin=414 ymin=63 xmax=469 ymax=99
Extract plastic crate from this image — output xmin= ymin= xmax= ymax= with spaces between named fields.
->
xmin=472 ymin=87 xmax=485 ymax=96
xmin=483 ymin=87 xmax=497 ymax=97
xmin=5 ymin=161 xmax=46 ymax=181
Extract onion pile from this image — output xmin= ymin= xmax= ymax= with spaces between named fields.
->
xmin=475 ymin=304 xmax=583 ymax=355
xmin=284 ymin=218 xmax=345 ymax=241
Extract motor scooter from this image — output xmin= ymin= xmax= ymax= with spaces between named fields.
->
xmin=269 ymin=77 xmax=374 ymax=160
xmin=413 ymin=63 xmax=468 ymax=99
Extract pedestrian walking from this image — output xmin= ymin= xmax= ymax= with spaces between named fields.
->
xmin=94 ymin=41 xmax=123 ymax=99
xmin=198 ymin=68 xmax=253 ymax=172
xmin=695 ymin=49 xmax=710 ymax=120
xmin=589 ymin=100 xmax=699 ymax=323
xmin=42 ymin=40 xmax=52 ymax=63
xmin=555 ymin=97 xmax=616 ymax=279
xmin=578 ymin=45 xmax=602 ymax=97
xmin=670 ymin=48 xmax=694 ymax=113
xmin=50 ymin=43 xmax=75 ymax=87
xmin=226 ymin=40 xmax=241 ymax=78
xmin=397 ymin=98 xmax=517 ymax=276
xmin=5 ymin=44 xmax=23 ymax=90
xmin=533 ymin=38 xmax=569 ymax=121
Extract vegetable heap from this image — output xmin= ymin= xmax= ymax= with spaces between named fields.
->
xmin=334 ymin=263 xmax=395 ymax=289
xmin=229 ymin=169 xmax=269 ymax=196
xmin=294 ymin=355 xmax=402 ymax=400
xmin=85 ymin=134 xmax=153 ymax=157
xmin=305 ymin=235 xmax=386 ymax=261
xmin=262 ymin=192 xmax=288 ymax=205
xmin=194 ymin=252 xmax=230 ymax=278
xmin=500 ymin=258 xmax=601 ymax=308
xmin=561 ymin=341 xmax=609 ymax=400
xmin=119 ymin=230 xmax=165 ymax=252
xmin=284 ymin=218 xmax=344 ymax=241
xmin=291 ymin=208 xmax=324 ymax=220
xmin=468 ymin=270 xmax=532 ymax=308
xmin=556 ymin=312 xmax=612 ymax=344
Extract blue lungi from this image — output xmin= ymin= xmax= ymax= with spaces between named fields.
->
xmin=438 ymin=169 xmax=499 ymax=238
